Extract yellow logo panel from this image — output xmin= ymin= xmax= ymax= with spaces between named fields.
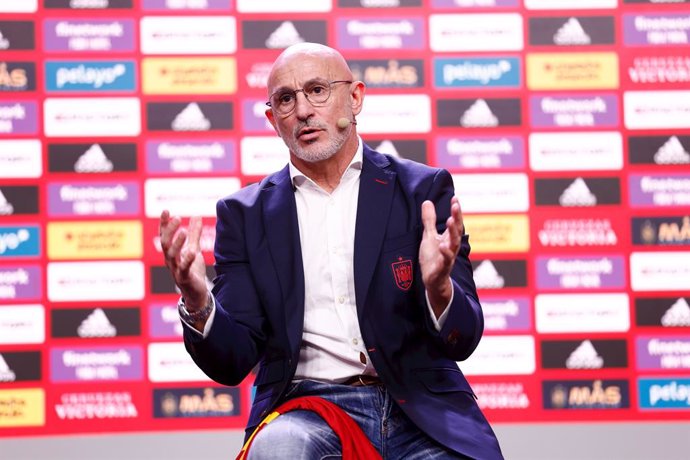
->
xmin=47 ymin=221 xmax=143 ymax=260
xmin=0 ymin=389 xmax=45 ymax=427
xmin=142 ymin=57 xmax=237 ymax=95
xmin=527 ymin=52 xmax=619 ymax=90
xmin=465 ymin=215 xmax=530 ymax=254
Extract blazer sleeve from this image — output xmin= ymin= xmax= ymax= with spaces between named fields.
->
xmin=183 ymin=196 xmax=267 ymax=386
xmin=422 ymin=168 xmax=484 ymax=361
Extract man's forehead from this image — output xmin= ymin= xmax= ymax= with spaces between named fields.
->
xmin=268 ymin=57 xmax=331 ymax=89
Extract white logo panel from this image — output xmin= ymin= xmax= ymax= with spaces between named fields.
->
xmin=529 ymin=132 xmax=623 ymax=171
xmin=536 ymin=293 xmax=630 ymax=333
xmin=48 ymin=261 xmax=145 ymax=302
xmin=452 ymin=173 xmax=529 ymax=213
xmin=631 ymin=252 xmax=690 ymax=292
xmin=624 ymin=91 xmax=690 ymax=130
xmin=44 ymin=98 xmax=141 ymax=137
xmin=0 ymin=305 xmax=45 ymax=345
xmin=357 ymin=94 xmax=431 ymax=134
xmin=240 ymin=136 xmax=289 ymax=176
xmin=0 ymin=140 xmax=42 ymax=178
xmin=145 ymin=178 xmax=240 ymax=218
xmin=460 ymin=336 xmax=536 ymax=376
xmin=148 ymin=342 xmax=212 ymax=382
xmin=430 ymin=14 xmax=523 ymax=52
xmin=140 ymin=16 xmax=237 ymax=55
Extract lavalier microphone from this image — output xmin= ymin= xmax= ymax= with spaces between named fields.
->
xmin=337 ymin=117 xmax=356 ymax=129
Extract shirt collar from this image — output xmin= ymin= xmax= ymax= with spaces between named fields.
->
xmin=289 ymin=136 xmax=363 ymax=189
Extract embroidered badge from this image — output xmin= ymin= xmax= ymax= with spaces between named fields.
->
xmin=391 ymin=257 xmax=413 ymax=291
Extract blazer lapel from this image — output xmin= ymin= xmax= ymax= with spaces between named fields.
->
xmin=261 ymin=167 xmax=305 ymax=356
xmin=354 ymin=146 xmax=397 ymax=314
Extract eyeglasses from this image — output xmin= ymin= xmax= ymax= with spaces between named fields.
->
xmin=266 ymin=79 xmax=353 ymax=115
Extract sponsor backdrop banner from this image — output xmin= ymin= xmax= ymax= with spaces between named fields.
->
xmin=1 ymin=0 xmax=689 ymax=437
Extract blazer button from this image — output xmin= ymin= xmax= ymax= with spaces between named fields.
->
xmin=447 ymin=329 xmax=460 ymax=346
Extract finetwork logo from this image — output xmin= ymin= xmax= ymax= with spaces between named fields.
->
xmin=434 ymin=57 xmax=520 ymax=89
xmin=436 ymin=136 xmax=524 ymax=170
xmin=44 ymin=0 xmax=134 ymax=8
xmin=529 ymin=95 xmax=618 ymax=128
xmin=0 ymin=265 xmax=41 ymax=301
xmin=623 ymin=13 xmax=690 ymax=46
xmin=43 ymin=19 xmax=136 ymax=52
xmin=0 ymin=101 xmax=38 ymax=135
xmin=142 ymin=0 xmax=232 ymax=10
xmin=481 ymin=296 xmax=531 ymax=332
xmin=336 ymin=18 xmax=424 ymax=50
xmin=535 ymin=255 xmax=625 ymax=290
xmin=45 ymin=61 xmax=136 ymax=92
xmin=50 ymin=346 xmax=144 ymax=382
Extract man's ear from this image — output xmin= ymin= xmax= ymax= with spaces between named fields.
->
xmin=350 ymin=81 xmax=366 ymax=116
xmin=265 ymin=107 xmax=279 ymax=134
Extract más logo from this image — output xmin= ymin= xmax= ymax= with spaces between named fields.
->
xmin=625 ymin=55 xmax=690 ymax=88
xmin=47 ymin=181 xmax=140 ymax=217
xmin=50 ymin=346 xmax=144 ymax=382
xmin=146 ymin=140 xmax=236 ymax=174
xmin=471 ymin=259 xmax=527 ymax=289
xmin=534 ymin=177 xmax=621 ymax=207
xmin=632 ymin=216 xmax=690 ymax=246
xmin=48 ymin=143 xmax=137 ymax=173
xmin=434 ymin=57 xmax=520 ymax=89
xmin=541 ymin=339 xmax=628 ymax=370
xmin=635 ymin=296 xmax=690 ymax=328
xmin=43 ymin=19 xmax=135 ymax=52
xmin=153 ymin=387 xmax=240 ymax=418
xmin=543 ymin=379 xmax=629 ymax=409
xmin=0 ymin=186 xmax=39 ymax=215
xmin=0 ymin=62 xmax=36 ymax=91
xmin=350 ymin=59 xmax=424 ymax=88
xmin=623 ymin=13 xmax=690 ymax=46
xmin=535 ymin=255 xmax=625 ymax=290
xmin=637 ymin=336 xmax=690 ymax=370
xmin=629 ymin=135 xmax=690 ymax=166
xmin=44 ymin=0 xmax=133 ymax=8
xmin=0 ymin=265 xmax=41 ymax=301
xmin=436 ymin=136 xmax=524 ymax=170
xmin=639 ymin=378 xmax=690 ymax=410
xmin=429 ymin=13 xmax=523 ymax=52
xmin=45 ymin=60 xmax=136 ymax=92
xmin=51 ymin=307 xmax=141 ymax=338
xmin=629 ymin=173 xmax=690 ymax=208
xmin=0 ymin=101 xmax=38 ymax=135
xmin=241 ymin=20 xmax=327 ymax=49
xmin=535 ymin=216 xmax=621 ymax=250
xmin=0 ymin=21 xmax=35 ymax=50
xmin=146 ymin=102 xmax=233 ymax=131
xmin=437 ymin=98 xmax=521 ymax=128
xmin=528 ymin=16 xmax=615 ymax=46
xmin=336 ymin=17 xmax=424 ymax=50
xmin=0 ymin=225 xmax=40 ymax=258
xmin=529 ymin=94 xmax=618 ymax=128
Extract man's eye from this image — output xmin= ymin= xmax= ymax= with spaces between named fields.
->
xmin=309 ymin=85 xmax=327 ymax=95
xmin=278 ymin=93 xmax=295 ymax=104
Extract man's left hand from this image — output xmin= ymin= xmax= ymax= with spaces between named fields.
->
xmin=419 ymin=196 xmax=464 ymax=318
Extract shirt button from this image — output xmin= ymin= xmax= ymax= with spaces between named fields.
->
xmin=352 ymin=338 xmax=359 ymax=345
xmin=338 ymin=296 xmax=345 ymax=304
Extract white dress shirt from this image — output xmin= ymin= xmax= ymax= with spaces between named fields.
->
xmin=184 ymin=138 xmax=450 ymax=383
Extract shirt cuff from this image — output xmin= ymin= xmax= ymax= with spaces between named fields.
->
xmin=425 ymin=288 xmax=453 ymax=331
xmin=180 ymin=295 xmax=217 ymax=338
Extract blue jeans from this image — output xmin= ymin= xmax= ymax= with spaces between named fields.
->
xmin=246 ymin=380 xmax=469 ymax=460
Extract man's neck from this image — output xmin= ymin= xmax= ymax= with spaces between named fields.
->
xmin=290 ymin=135 xmax=359 ymax=193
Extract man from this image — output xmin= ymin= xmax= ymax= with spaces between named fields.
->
xmin=160 ymin=43 xmax=503 ymax=459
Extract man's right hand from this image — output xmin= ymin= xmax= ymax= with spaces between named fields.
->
xmin=159 ymin=210 xmax=208 ymax=311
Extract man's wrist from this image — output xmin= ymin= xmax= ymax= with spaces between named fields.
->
xmin=178 ymin=292 xmax=213 ymax=323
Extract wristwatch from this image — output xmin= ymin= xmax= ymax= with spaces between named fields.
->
xmin=177 ymin=292 xmax=214 ymax=323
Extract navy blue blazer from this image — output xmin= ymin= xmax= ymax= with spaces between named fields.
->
xmin=184 ymin=145 xmax=503 ymax=459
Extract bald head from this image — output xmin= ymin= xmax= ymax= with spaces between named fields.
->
xmin=267 ymin=43 xmax=353 ymax=91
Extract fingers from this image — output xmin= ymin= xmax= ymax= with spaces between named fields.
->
xmin=421 ymin=200 xmax=438 ymax=237
xmin=186 ymin=216 xmax=203 ymax=254
xmin=451 ymin=196 xmax=464 ymax=236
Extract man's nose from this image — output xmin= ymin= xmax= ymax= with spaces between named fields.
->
xmin=293 ymin=91 xmax=314 ymax=119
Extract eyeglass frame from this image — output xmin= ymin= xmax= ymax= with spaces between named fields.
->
xmin=265 ymin=79 xmax=353 ymax=115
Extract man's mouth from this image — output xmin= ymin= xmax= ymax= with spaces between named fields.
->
xmin=297 ymin=127 xmax=322 ymax=141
